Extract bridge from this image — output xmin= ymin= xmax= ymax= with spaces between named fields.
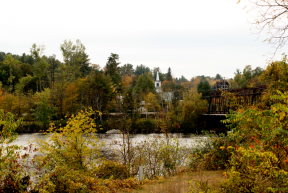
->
xmin=201 ymin=85 xmax=267 ymax=132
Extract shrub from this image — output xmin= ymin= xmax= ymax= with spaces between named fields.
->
xmin=96 ymin=160 xmax=130 ymax=180
xmin=132 ymin=137 xmax=188 ymax=178
xmin=33 ymin=109 xmax=103 ymax=192
xmin=188 ymin=133 xmax=234 ymax=171
xmin=0 ymin=110 xmax=34 ymax=192
xmin=222 ymin=147 xmax=288 ymax=193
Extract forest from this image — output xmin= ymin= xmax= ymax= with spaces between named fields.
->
xmin=0 ymin=40 xmax=263 ymax=133
xmin=0 ymin=40 xmax=266 ymax=134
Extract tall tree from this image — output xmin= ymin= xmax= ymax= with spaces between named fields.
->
xmin=179 ymin=75 xmax=188 ymax=83
xmin=46 ymin=54 xmax=61 ymax=86
xmin=60 ymin=39 xmax=88 ymax=82
xmin=82 ymin=72 xmax=115 ymax=120
xmin=215 ymin=74 xmax=222 ymax=80
xmin=105 ymin=53 xmax=122 ymax=93
xmin=3 ymin=55 xmax=17 ymax=92
xmin=30 ymin=44 xmax=49 ymax=92
xmin=79 ymin=52 xmax=91 ymax=77
xmin=197 ymin=79 xmax=211 ymax=97
xmin=167 ymin=67 xmax=173 ymax=81
xmin=120 ymin=63 xmax=134 ymax=76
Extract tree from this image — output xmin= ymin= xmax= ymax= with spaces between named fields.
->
xmin=232 ymin=65 xmax=264 ymax=88
xmin=181 ymin=81 xmax=194 ymax=90
xmin=120 ymin=63 xmax=134 ymax=76
xmin=82 ymin=72 xmax=115 ymax=120
xmin=215 ymin=73 xmax=222 ymax=80
xmin=144 ymin=92 xmax=161 ymax=112
xmin=167 ymin=67 xmax=173 ymax=81
xmin=3 ymin=55 xmax=17 ymax=92
xmin=197 ymin=79 xmax=211 ymax=97
xmin=135 ymin=64 xmax=150 ymax=76
xmin=60 ymin=39 xmax=88 ymax=82
xmin=134 ymin=73 xmax=155 ymax=94
xmin=30 ymin=44 xmax=49 ymax=92
xmin=46 ymin=54 xmax=61 ymax=86
xmin=122 ymin=75 xmax=133 ymax=90
xmin=180 ymin=75 xmax=188 ymax=83
xmin=33 ymin=88 xmax=55 ymax=128
xmin=34 ymin=109 xmax=103 ymax=192
xmin=105 ymin=53 xmax=122 ymax=93
xmin=63 ymin=82 xmax=79 ymax=116
xmin=79 ymin=52 xmax=92 ymax=77
xmin=52 ymin=82 xmax=67 ymax=119
xmin=15 ymin=75 xmax=35 ymax=94
xmin=180 ymin=89 xmax=207 ymax=131
xmin=240 ymin=0 xmax=288 ymax=52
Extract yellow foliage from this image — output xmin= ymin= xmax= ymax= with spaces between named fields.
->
xmin=63 ymin=82 xmax=79 ymax=116
xmin=122 ymin=75 xmax=133 ymax=89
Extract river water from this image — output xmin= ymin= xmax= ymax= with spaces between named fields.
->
xmin=11 ymin=133 xmax=206 ymax=150
xmin=8 ymin=133 xmax=207 ymax=160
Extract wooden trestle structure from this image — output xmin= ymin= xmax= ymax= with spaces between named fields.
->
xmin=204 ymin=85 xmax=267 ymax=114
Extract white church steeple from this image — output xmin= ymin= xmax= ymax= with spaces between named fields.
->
xmin=154 ymin=71 xmax=161 ymax=92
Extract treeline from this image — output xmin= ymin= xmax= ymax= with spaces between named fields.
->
xmin=0 ymin=39 xmax=268 ymax=133
xmin=0 ymin=40 xmax=208 ymax=133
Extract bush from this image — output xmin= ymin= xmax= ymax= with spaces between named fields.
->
xmin=132 ymin=137 xmax=188 ymax=178
xmin=222 ymin=147 xmax=288 ymax=193
xmin=188 ymin=132 xmax=234 ymax=171
xmin=0 ymin=110 xmax=34 ymax=192
xmin=33 ymin=109 xmax=103 ymax=192
xmin=133 ymin=118 xmax=156 ymax=133
xmin=96 ymin=160 xmax=130 ymax=180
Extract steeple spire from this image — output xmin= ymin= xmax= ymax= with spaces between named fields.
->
xmin=156 ymin=71 xmax=160 ymax=81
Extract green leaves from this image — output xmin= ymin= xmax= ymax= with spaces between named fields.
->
xmin=134 ymin=73 xmax=155 ymax=94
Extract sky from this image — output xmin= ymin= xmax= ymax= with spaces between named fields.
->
xmin=1 ymin=0 xmax=287 ymax=80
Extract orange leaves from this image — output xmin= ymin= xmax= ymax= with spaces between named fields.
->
xmin=122 ymin=75 xmax=133 ymax=89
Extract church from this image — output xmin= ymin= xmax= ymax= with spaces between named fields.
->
xmin=154 ymin=71 xmax=173 ymax=102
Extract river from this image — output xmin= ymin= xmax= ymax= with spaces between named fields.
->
xmin=11 ymin=132 xmax=207 ymax=150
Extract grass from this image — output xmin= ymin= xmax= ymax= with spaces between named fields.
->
xmin=132 ymin=170 xmax=225 ymax=193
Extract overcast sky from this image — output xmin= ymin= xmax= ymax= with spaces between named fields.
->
xmin=1 ymin=0 xmax=286 ymax=79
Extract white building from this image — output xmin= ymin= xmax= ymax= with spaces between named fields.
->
xmin=155 ymin=71 xmax=161 ymax=92
xmin=154 ymin=71 xmax=173 ymax=103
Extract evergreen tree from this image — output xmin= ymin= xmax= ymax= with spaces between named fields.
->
xmin=135 ymin=64 xmax=150 ymax=76
xmin=105 ymin=53 xmax=122 ymax=93
xmin=215 ymin=73 xmax=222 ymax=80
xmin=167 ymin=67 xmax=173 ymax=81
xmin=197 ymin=79 xmax=211 ymax=97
